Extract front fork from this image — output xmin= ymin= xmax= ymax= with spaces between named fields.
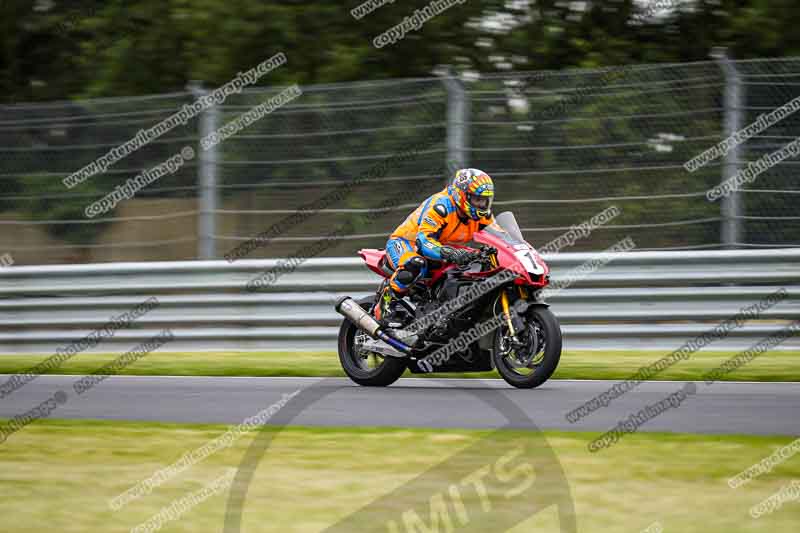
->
xmin=500 ymin=290 xmax=517 ymax=339
xmin=500 ymin=285 xmax=532 ymax=343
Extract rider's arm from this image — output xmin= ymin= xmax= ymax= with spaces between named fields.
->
xmin=415 ymin=202 xmax=449 ymax=260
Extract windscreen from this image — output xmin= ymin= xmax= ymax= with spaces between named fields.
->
xmin=483 ymin=211 xmax=527 ymax=245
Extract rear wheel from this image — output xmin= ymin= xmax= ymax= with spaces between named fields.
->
xmin=338 ymin=296 xmax=407 ymax=386
xmin=492 ymin=305 xmax=562 ymax=389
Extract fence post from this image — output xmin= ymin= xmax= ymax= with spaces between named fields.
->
xmin=439 ymin=69 xmax=469 ymax=181
xmin=712 ymin=48 xmax=745 ymax=249
xmin=188 ymin=81 xmax=219 ymax=260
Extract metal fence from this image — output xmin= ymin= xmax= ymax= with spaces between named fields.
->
xmin=0 ymin=250 xmax=797 ymax=354
xmin=0 ymin=57 xmax=799 ymax=265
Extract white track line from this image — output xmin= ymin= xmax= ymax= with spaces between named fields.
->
xmin=2 ymin=374 xmax=799 ymax=385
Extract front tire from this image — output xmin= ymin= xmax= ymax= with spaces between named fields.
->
xmin=338 ymin=296 xmax=407 ymax=387
xmin=492 ymin=305 xmax=562 ymax=389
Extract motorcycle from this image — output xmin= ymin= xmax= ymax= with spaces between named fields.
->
xmin=334 ymin=211 xmax=562 ymax=389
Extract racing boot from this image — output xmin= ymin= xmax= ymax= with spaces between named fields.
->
xmin=372 ymin=283 xmax=421 ymax=348
xmin=375 ymin=283 xmax=406 ymax=328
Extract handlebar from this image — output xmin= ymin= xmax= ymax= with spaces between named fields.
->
xmin=457 ymin=246 xmax=497 ymax=270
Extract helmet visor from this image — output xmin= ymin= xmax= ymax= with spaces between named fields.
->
xmin=469 ymin=194 xmax=492 ymax=212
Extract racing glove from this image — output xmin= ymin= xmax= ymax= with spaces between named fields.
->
xmin=440 ymin=246 xmax=475 ymax=266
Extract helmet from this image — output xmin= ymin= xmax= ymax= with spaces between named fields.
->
xmin=448 ymin=168 xmax=494 ymax=221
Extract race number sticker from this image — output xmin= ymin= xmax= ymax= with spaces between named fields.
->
xmin=515 ymin=250 xmax=545 ymax=274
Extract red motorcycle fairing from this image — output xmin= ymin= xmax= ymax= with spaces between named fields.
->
xmin=357 ymin=248 xmax=387 ymax=277
xmin=357 ymin=228 xmax=549 ymax=289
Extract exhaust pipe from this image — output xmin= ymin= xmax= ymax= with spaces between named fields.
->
xmin=335 ymin=297 xmax=413 ymax=355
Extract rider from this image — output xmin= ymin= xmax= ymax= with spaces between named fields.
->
xmin=376 ymin=168 xmax=495 ymax=322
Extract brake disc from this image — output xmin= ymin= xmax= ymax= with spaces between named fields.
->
xmin=507 ymin=323 xmax=543 ymax=369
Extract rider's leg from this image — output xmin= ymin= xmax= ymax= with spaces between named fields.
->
xmin=378 ymin=238 xmax=427 ymax=321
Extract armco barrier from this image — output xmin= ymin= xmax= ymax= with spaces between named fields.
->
xmin=0 ymin=249 xmax=798 ymax=354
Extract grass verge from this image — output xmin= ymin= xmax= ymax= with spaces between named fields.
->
xmin=0 ymin=419 xmax=798 ymax=532
xmin=0 ymin=350 xmax=798 ymax=381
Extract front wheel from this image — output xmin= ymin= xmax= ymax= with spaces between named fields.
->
xmin=492 ymin=305 xmax=562 ymax=389
xmin=338 ymin=296 xmax=407 ymax=387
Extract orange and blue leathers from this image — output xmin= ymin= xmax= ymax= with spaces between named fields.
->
xmin=385 ymin=188 xmax=494 ymax=293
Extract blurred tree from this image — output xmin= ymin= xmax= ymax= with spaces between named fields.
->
xmin=1 ymin=0 xmax=800 ymax=102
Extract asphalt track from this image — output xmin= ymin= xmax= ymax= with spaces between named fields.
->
xmin=1 ymin=375 xmax=798 ymax=436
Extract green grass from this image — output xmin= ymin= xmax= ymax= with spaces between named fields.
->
xmin=1 ymin=419 xmax=798 ymax=532
xmin=0 ymin=349 xmax=798 ymax=382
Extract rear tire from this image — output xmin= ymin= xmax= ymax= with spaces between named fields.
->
xmin=492 ymin=306 xmax=562 ymax=389
xmin=338 ymin=296 xmax=407 ymax=387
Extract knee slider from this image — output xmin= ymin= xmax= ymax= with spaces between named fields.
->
xmin=396 ymin=270 xmax=416 ymax=285
xmin=398 ymin=257 xmax=426 ymax=285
